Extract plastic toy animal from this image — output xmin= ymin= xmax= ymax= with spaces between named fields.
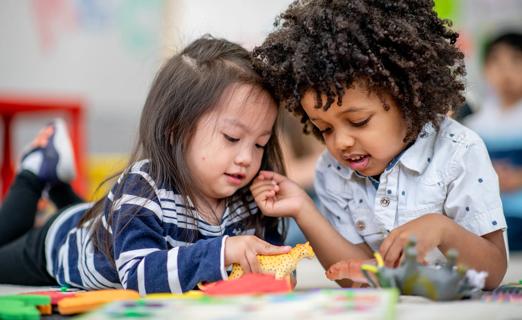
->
xmin=327 ymin=238 xmax=487 ymax=301
xmin=228 ymin=242 xmax=315 ymax=280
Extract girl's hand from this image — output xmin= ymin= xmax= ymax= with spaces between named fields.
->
xmin=250 ymin=171 xmax=312 ymax=219
xmin=224 ymin=235 xmax=291 ymax=273
xmin=379 ymin=214 xmax=449 ymax=267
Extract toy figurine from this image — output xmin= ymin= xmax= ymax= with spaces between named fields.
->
xmin=228 ymin=242 xmax=315 ymax=280
xmin=327 ymin=238 xmax=487 ymax=301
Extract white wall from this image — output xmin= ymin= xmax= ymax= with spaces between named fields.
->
xmin=0 ymin=0 xmax=292 ymax=154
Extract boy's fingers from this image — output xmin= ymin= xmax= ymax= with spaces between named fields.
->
xmin=382 ymin=237 xmax=403 ymax=267
xmin=379 ymin=231 xmax=396 ymax=259
xmin=250 ymin=181 xmax=276 ymax=192
xmin=259 ymin=170 xmax=286 ymax=183
xmin=250 ymin=185 xmax=277 ymax=199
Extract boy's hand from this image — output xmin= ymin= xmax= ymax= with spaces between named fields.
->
xmin=224 ymin=235 xmax=291 ymax=273
xmin=250 ymin=171 xmax=312 ymax=219
xmin=379 ymin=213 xmax=449 ymax=267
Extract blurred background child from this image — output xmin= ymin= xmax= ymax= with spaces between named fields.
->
xmin=465 ymin=31 xmax=522 ymax=251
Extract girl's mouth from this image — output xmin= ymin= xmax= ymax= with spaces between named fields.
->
xmin=225 ymin=173 xmax=245 ymax=186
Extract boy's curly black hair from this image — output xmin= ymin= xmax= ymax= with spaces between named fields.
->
xmin=252 ymin=0 xmax=466 ymax=142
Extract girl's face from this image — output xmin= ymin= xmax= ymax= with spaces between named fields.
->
xmin=186 ymin=84 xmax=277 ymax=204
xmin=301 ymin=82 xmax=408 ymax=177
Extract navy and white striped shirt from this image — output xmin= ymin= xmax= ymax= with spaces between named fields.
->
xmin=45 ymin=160 xmax=282 ymax=295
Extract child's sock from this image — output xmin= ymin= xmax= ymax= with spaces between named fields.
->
xmin=20 ymin=118 xmax=76 ymax=184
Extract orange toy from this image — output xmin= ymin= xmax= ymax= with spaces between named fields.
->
xmin=199 ymin=273 xmax=292 ymax=296
xmin=57 ymin=289 xmax=140 ymax=315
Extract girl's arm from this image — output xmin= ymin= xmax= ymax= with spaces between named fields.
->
xmin=251 ymin=171 xmax=372 ymax=287
xmin=111 ymin=171 xmax=290 ymax=294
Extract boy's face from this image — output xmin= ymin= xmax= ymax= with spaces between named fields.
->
xmin=186 ymin=84 xmax=277 ymax=204
xmin=301 ymin=83 xmax=408 ymax=177
xmin=485 ymin=44 xmax=522 ymax=106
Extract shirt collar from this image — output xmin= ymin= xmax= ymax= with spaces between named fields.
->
xmin=398 ymin=122 xmax=437 ymax=174
xmin=326 ymin=121 xmax=437 ymax=180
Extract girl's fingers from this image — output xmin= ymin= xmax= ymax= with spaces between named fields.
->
xmin=240 ymin=255 xmax=252 ymax=274
xmin=246 ymin=251 xmax=261 ymax=273
xmin=256 ymin=240 xmax=291 ymax=256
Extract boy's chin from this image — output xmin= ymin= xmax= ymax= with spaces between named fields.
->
xmin=356 ymin=166 xmax=385 ymax=177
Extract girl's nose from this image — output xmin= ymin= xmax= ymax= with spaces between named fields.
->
xmin=234 ymin=147 xmax=252 ymax=167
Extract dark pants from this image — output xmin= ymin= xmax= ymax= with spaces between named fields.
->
xmin=0 ymin=171 xmax=83 ymax=285
xmin=506 ymin=216 xmax=522 ymax=252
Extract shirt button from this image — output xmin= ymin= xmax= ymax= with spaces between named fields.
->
xmin=380 ymin=197 xmax=390 ymax=207
xmin=355 ymin=220 xmax=366 ymax=231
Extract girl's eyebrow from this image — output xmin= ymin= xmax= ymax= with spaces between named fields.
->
xmin=224 ymin=118 xmax=272 ymax=136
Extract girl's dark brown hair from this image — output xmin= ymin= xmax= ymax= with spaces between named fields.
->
xmin=252 ymin=0 xmax=466 ymax=142
xmin=80 ymin=35 xmax=286 ymax=261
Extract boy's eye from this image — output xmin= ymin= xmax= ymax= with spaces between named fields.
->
xmin=319 ymin=127 xmax=332 ymax=135
xmin=351 ymin=117 xmax=370 ymax=128
xmin=224 ymin=134 xmax=239 ymax=142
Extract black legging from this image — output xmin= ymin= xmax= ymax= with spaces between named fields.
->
xmin=0 ymin=170 xmax=83 ymax=285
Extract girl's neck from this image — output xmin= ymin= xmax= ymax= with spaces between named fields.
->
xmin=196 ymin=197 xmax=226 ymax=225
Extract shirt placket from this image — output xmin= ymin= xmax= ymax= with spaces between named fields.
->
xmin=374 ymin=168 xmax=399 ymax=232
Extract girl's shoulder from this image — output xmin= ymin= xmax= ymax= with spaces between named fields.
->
xmin=111 ymin=159 xmax=166 ymax=198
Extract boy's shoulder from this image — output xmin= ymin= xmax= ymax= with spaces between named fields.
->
xmin=430 ymin=117 xmax=486 ymax=154
xmin=407 ymin=117 xmax=489 ymax=179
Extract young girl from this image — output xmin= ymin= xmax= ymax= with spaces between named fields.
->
xmin=0 ymin=36 xmax=291 ymax=294
xmin=250 ymin=0 xmax=507 ymax=289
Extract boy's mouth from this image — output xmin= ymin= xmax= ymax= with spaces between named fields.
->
xmin=344 ymin=154 xmax=370 ymax=171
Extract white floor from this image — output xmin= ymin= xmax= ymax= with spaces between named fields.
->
xmin=1 ymin=253 xmax=520 ymax=295
xmin=295 ymin=252 xmax=522 ymax=290
xmin=1 ymin=253 xmax=520 ymax=320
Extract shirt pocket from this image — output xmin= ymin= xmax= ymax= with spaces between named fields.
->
xmin=400 ymin=174 xmax=446 ymax=220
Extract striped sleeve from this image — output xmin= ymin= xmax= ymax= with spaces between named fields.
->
xmin=110 ymin=170 xmax=226 ymax=295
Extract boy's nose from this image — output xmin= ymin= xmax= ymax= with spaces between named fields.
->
xmin=335 ymin=131 xmax=355 ymax=151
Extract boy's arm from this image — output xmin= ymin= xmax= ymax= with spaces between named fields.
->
xmin=295 ymin=198 xmax=373 ymax=287
xmin=251 ymin=169 xmax=373 ymax=287
xmin=439 ymin=218 xmax=506 ymax=289
xmin=380 ymin=213 xmax=506 ymax=289
xmin=381 ymin=139 xmax=507 ymax=289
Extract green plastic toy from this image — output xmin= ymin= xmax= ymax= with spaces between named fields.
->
xmin=0 ymin=295 xmax=51 ymax=320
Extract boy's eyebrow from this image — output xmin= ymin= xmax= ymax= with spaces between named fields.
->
xmin=224 ymin=118 xmax=272 ymax=135
xmin=310 ymin=106 xmax=367 ymax=121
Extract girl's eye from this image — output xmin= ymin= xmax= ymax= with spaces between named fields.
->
xmin=351 ymin=117 xmax=370 ymax=128
xmin=255 ymin=143 xmax=266 ymax=149
xmin=224 ymin=134 xmax=239 ymax=142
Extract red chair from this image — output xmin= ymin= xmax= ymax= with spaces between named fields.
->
xmin=0 ymin=95 xmax=87 ymax=199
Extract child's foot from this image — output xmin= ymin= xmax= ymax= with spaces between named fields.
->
xmin=20 ymin=119 xmax=76 ymax=184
